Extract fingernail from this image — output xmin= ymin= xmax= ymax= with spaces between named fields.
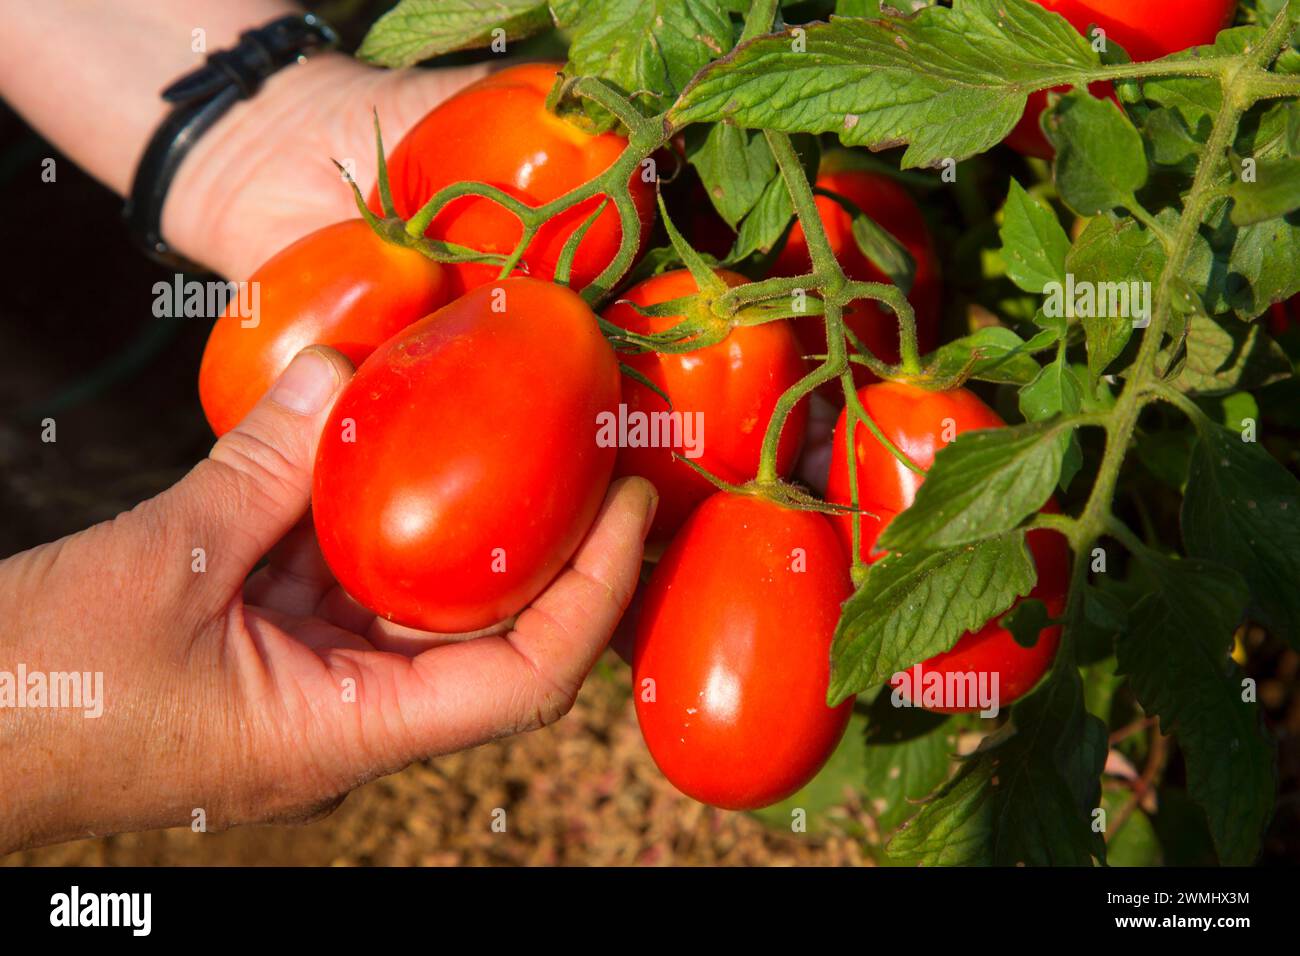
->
xmin=269 ymin=348 xmax=340 ymax=415
xmin=642 ymin=490 xmax=660 ymax=538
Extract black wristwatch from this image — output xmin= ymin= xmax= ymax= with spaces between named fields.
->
xmin=123 ymin=13 xmax=339 ymax=272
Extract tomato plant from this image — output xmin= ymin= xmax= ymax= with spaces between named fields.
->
xmin=772 ymin=160 xmax=941 ymax=396
xmin=340 ymin=0 xmax=1300 ymax=867
xmin=312 ymin=277 xmax=618 ymax=634
xmin=198 ymin=218 xmax=448 ymax=436
xmin=826 ymin=382 xmax=1071 ymax=711
xmin=633 ymin=492 xmax=854 ymax=809
xmin=1005 ymin=0 xmax=1238 ymax=157
xmin=605 ymin=268 xmax=808 ymax=543
xmin=372 ymin=62 xmax=656 ymax=295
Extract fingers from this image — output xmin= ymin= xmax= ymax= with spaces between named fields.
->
xmin=154 ymin=347 xmax=353 ymax=603
xmin=365 ymin=477 xmax=657 ymax=764
xmin=507 ymin=476 xmax=657 ymax=690
xmin=365 ymin=615 xmax=513 ymax=655
xmin=243 ymin=514 xmax=336 ymax=618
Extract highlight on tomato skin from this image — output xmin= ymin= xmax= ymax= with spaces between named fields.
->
xmin=604 ymin=268 xmax=810 ymax=545
xmin=825 ymin=381 xmax=1072 ymax=714
xmin=632 ymin=492 xmax=855 ymax=810
xmin=370 ymin=62 xmax=656 ymax=296
xmin=1005 ymin=0 xmax=1238 ymax=158
xmin=197 ymin=218 xmax=450 ymax=437
xmin=311 ymin=277 xmax=620 ymax=635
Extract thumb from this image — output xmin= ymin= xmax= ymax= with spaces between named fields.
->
xmin=157 ymin=346 xmax=353 ymax=601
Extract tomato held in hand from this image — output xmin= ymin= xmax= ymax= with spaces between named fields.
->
xmin=771 ymin=158 xmax=940 ymax=400
xmin=374 ymin=62 xmax=656 ymax=296
xmin=826 ymin=381 xmax=1071 ymax=712
xmin=634 ymin=493 xmax=854 ymax=809
xmin=198 ymin=219 xmax=449 ymax=436
xmin=313 ymin=278 xmax=619 ymax=633
xmin=604 ymin=269 xmax=809 ymax=543
xmin=1006 ymin=0 xmax=1236 ymax=158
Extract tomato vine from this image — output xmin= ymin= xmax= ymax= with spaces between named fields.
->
xmin=357 ymin=0 xmax=1300 ymax=865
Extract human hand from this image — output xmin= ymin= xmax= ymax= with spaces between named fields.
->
xmin=0 ymin=347 xmax=656 ymax=854
xmin=163 ymin=52 xmax=492 ymax=280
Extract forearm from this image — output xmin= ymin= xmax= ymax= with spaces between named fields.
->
xmin=0 ymin=0 xmax=298 ymax=198
xmin=0 ymin=0 xmax=488 ymax=279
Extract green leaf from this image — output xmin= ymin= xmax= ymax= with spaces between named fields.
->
xmin=1214 ymin=391 xmax=1260 ymax=432
xmin=878 ymin=419 xmax=1071 ymax=551
xmin=1144 ymin=107 xmax=1203 ymax=168
xmin=1113 ymin=27 xmax=1258 ymax=141
xmin=727 ymin=135 xmax=819 ymax=260
xmin=1000 ymin=598 xmax=1051 ymax=649
xmin=1135 ymin=427 xmax=1194 ymax=490
xmin=1228 ymin=157 xmax=1300 ymax=226
xmin=669 ymin=0 xmax=1099 ymax=168
xmin=863 ymin=695 xmax=957 ymax=834
xmin=887 ymin=667 xmax=1107 ymax=865
xmin=685 ymin=124 xmax=775 ymax=229
xmin=999 ymin=180 xmax=1071 ymax=294
xmin=1076 ymin=583 xmax=1129 ymax=665
xmin=923 ymin=326 xmax=1049 ymax=385
xmin=1047 ymin=91 xmax=1148 ymax=216
xmin=560 ymin=0 xmax=733 ymax=120
xmin=1082 ymin=656 xmax=1122 ymax=723
xmin=358 ymin=0 xmax=551 ymax=68
xmin=1063 ymin=214 xmax=1167 ymax=379
xmin=1116 ymin=552 xmax=1273 ymax=865
xmin=1160 ymin=314 xmax=1292 ymax=395
xmin=1202 ymin=203 xmax=1300 ymax=322
xmin=1183 ymin=420 xmax=1300 ymax=647
xmin=1150 ymin=787 xmax=1219 ymax=866
xmin=1102 ymin=795 xmax=1163 ymax=866
xmin=1019 ymin=356 xmax=1084 ymax=490
xmin=829 ymin=532 xmax=1036 ymax=701
xmin=848 ymin=205 xmax=917 ymax=295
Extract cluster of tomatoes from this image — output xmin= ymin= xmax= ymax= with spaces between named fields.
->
xmin=195 ymin=0 xmax=1236 ymax=813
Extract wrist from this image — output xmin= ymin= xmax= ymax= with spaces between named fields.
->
xmin=161 ymin=51 xmax=491 ymax=279
xmin=161 ymin=52 xmax=368 ymax=279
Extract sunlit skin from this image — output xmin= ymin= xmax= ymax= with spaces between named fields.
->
xmin=826 ymin=382 xmax=1071 ymax=713
xmin=633 ymin=493 xmax=854 ymax=810
xmin=0 ymin=2 xmax=667 ymax=854
xmin=1006 ymin=0 xmax=1238 ymax=158
xmin=0 ymin=345 xmax=655 ymax=854
xmin=604 ymin=269 xmax=809 ymax=544
xmin=198 ymin=219 xmax=450 ymax=436
xmin=312 ymin=278 xmax=621 ymax=636
xmin=373 ymin=62 xmax=657 ymax=295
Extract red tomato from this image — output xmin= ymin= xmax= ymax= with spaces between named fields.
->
xmin=770 ymin=161 xmax=941 ymax=400
xmin=1269 ymin=295 xmax=1297 ymax=336
xmin=669 ymin=171 xmax=737 ymax=260
xmin=373 ymin=62 xmax=656 ymax=296
xmin=827 ymin=380 xmax=1004 ymax=524
xmin=1006 ymin=0 xmax=1236 ymax=158
xmin=633 ymin=492 xmax=854 ymax=809
xmin=604 ymin=269 xmax=809 ymax=543
xmin=198 ymin=219 xmax=449 ymax=436
xmin=826 ymin=381 xmax=1070 ymax=712
xmin=313 ymin=278 xmax=619 ymax=633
